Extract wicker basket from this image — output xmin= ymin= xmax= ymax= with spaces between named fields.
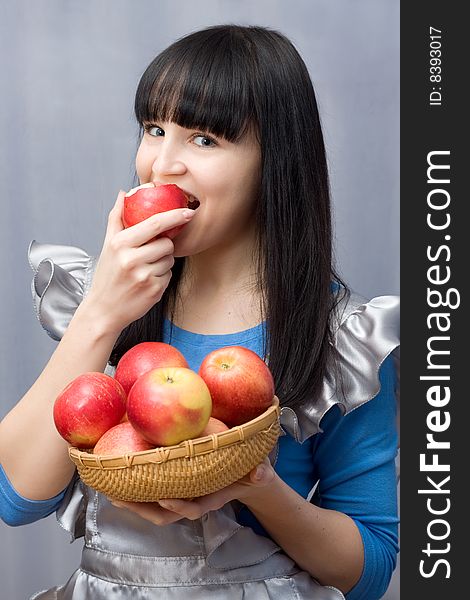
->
xmin=68 ymin=396 xmax=280 ymax=502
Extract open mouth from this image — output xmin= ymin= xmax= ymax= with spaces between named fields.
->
xmin=187 ymin=195 xmax=201 ymax=210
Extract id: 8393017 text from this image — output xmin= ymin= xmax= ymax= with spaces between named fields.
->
xmin=429 ymin=27 xmax=442 ymax=107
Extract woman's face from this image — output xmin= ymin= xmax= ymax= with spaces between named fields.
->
xmin=135 ymin=121 xmax=261 ymax=257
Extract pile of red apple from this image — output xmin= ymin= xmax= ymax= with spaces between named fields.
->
xmin=53 ymin=343 xmax=275 ymax=456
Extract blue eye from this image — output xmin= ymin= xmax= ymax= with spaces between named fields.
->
xmin=145 ymin=125 xmax=164 ymax=137
xmin=193 ymin=135 xmax=216 ymax=148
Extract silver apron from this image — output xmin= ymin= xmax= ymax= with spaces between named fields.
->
xmin=30 ymin=478 xmax=344 ymax=599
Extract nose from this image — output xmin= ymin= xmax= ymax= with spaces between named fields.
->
xmin=151 ymin=136 xmax=187 ymax=180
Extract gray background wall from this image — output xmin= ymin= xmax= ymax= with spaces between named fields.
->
xmin=0 ymin=1 xmax=399 ymax=598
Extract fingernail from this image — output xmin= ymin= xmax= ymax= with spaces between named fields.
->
xmin=111 ymin=501 xmax=124 ymax=508
xmin=182 ymin=209 xmax=195 ymax=219
xmin=158 ymin=500 xmax=173 ymax=510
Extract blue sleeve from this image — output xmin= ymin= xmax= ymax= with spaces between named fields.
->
xmin=0 ymin=463 xmax=66 ymax=526
xmin=312 ymin=355 xmax=399 ymax=600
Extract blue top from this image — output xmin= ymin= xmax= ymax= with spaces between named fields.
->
xmin=0 ymin=319 xmax=399 ymax=600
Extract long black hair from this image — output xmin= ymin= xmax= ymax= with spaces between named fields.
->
xmin=109 ymin=25 xmax=349 ymax=410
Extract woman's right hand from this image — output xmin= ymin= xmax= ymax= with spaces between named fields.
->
xmin=82 ymin=190 xmax=195 ymax=336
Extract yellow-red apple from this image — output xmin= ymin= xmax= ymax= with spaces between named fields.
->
xmin=53 ymin=372 xmax=127 ymax=448
xmin=115 ymin=341 xmax=189 ymax=396
xmin=126 ymin=367 xmax=212 ymax=446
xmin=198 ymin=346 xmax=274 ymax=426
xmin=93 ymin=422 xmax=154 ymax=455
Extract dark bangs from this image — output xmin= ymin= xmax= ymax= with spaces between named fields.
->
xmin=134 ymin=27 xmax=256 ymax=142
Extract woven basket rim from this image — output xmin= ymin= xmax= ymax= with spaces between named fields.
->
xmin=69 ymin=396 xmax=280 ymax=470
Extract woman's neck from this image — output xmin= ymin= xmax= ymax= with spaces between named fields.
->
xmin=170 ymin=235 xmax=265 ymax=335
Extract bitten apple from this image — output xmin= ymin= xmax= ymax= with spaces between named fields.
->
xmin=126 ymin=367 xmax=212 ymax=446
xmin=123 ymin=183 xmax=190 ymax=239
xmin=93 ymin=422 xmax=154 ymax=455
xmin=53 ymin=372 xmax=127 ymax=448
xmin=198 ymin=346 xmax=274 ymax=426
xmin=115 ymin=342 xmax=189 ymax=396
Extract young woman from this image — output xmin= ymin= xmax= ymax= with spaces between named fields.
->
xmin=0 ymin=25 xmax=399 ymax=599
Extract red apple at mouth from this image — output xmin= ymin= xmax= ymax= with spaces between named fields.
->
xmin=198 ymin=346 xmax=275 ymax=427
xmin=53 ymin=372 xmax=127 ymax=448
xmin=123 ymin=183 xmax=192 ymax=239
xmin=126 ymin=367 xmax=212 ymax=446
xmin=115 ymin=342 xmax=189 ymax=396
xmin=93 ymin=422 xmax=154 ymax=455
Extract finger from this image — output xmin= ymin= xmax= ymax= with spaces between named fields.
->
xmin=158 ymin=492 xmax=230 ymax=519
xmin=123 ymin=208 xmax=196 ymax=248
xmin=111 ymin=501 xmax=184 ymax=525
xmin=131 ymin=258 xmax=174 ymax=285
xmin=158 ymin=498 xmax=206 ymax=520
xmin=105 ymin=190 xmax=127 ymax=238
xmin=147 ymin=254 xmax=175 ymax=278
xmin=249 ymin=458 xmax=275 ymax=485
xmin=133 ymin=237 xmax=176 ymax=265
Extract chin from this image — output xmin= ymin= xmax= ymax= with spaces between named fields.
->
xmin=172 ymin=233 xmax=212 ymax=259
xmin=172 ymin=236 xmax=197 ymax=259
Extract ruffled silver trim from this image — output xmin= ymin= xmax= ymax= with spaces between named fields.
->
xmin=280 ymin=293 xmax=400 ymax=442
xmin=28 ymin=240 xmax=96 ymax=341
xmin=56 ymin=475 xmax=87 ymax=542
xmin=27 ymin=241 xmax=399 ymax=443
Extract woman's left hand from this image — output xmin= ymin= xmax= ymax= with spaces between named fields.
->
xmin=110 ymin=457 xmax=276 ymax=525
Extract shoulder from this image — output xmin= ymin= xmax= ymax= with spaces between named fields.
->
xmin=280 ymin=289 xmax=400 ymax=442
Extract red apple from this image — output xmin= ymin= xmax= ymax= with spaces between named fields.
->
xmin=198 ymin=346 xmax=275 ymax=427
xmin=126 ymin=367 xmax=212 ymax=446
xmin=93 ymin=422 xmax=154 ymax=455
xmin=197 ymin=416 xmax=230 ymax=437
xmin=115 ymin=342 xmax=189 ymax=396
xmin=123 ymin=183 xmax=189 ymax=239
xmin=53 ymin=372 xmax=127 ymax=448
